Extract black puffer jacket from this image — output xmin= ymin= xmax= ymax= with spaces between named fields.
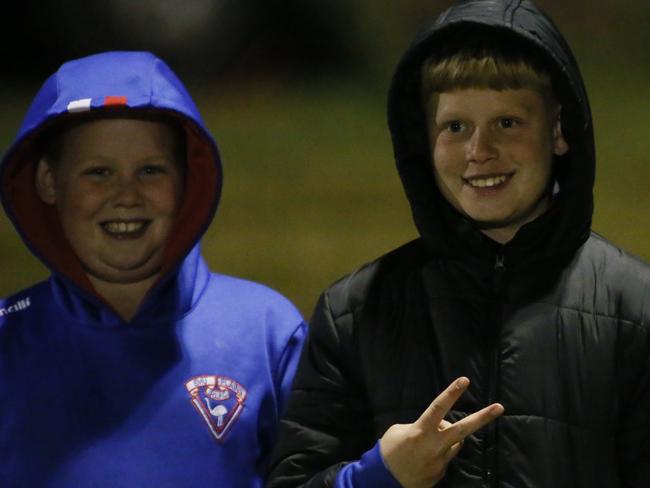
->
xmin=267 ymin=1 xmax=650 ymax=487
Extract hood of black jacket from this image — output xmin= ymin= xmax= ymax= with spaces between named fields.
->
xmin=387 ymin=0 xmax=594 ymax=267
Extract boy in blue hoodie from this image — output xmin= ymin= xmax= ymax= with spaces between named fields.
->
xmin=0 ymin=51 xmax=306 ymax=487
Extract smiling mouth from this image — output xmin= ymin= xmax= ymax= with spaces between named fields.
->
xmin=101 ymin=220 xmax=150 ymax=239
xmin=464 ymin=173 xmax=513 ymax=188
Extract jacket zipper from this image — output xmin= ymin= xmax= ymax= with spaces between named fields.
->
xmin=484 ymin=252 xmax=506 ymax=487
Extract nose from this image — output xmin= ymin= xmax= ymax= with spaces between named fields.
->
xmin=466 ymin=128 xmax=498 ymax=164
xmin=112 ymin=175 xmax=143 ymax=208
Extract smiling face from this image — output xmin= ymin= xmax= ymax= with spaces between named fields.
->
xmin=36 ymin=117 xmax=185 ymax=284
xmin=427 ymin=88 xmax=568 ymax=243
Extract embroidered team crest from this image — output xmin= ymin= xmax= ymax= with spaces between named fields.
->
xmin=185 ymin=375 xmax=247 ymax=442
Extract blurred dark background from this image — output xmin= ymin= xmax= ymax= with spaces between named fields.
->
xmin=2 ymin=0 xmax=360 ymax=79
xmin=4 ymin=1 xmax=649 ymax=80
xmin=1 ymin=0 xmax=648 ymax=316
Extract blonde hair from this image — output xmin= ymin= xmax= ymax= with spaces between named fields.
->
xmin=421 ymin=46 xmax=556 ymax=108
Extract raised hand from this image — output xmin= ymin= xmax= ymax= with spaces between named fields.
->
xmin=379 ymin=377 xmax=504 ymax=487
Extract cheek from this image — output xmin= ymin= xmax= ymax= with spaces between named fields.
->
xmin=523 ymin=126 xmax=555 ymax=159
xmin=56 ymin=183 xmax=104 ymax=220
xmin=148 ymin=183 xmax=184 ymax=215
xmin=55 ymin=196 xmax=100 ymax=251
xmin=527 ymin=136 xmax=554 ymax=169
xmin=432 ymin=141 xmax=463 ymax=179
xmin=518 ymin=148 xmax=554 ymax=192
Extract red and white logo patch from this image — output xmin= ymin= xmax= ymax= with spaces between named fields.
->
xmin=185 ymin=375 xmax=247 ymax=442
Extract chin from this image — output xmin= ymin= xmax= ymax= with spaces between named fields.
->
xmin=470 ymin=217 xmax=513 ymax=229
xmin=460 ymin=208 xmax=511 ymax=227
xmin=85 ymin=263 xmax=162 ymax=285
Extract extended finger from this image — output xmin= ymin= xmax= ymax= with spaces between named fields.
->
xmin=416 ymin=377 xmax=470 ymax=428
xmin=442 ymin=403 xmax=504 ymax=445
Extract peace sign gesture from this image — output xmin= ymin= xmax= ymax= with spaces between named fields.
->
xmin=379 ymin=377 xmax=504 ymax=487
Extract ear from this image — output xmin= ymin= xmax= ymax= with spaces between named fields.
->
xmin=552 ymin=106 xmax=569 ymax=156
xmin=35 ymin=157 xmax=57 ymax=205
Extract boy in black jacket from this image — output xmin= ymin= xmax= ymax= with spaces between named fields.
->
xmin=268 ymin=0 xmax=650 ymax=487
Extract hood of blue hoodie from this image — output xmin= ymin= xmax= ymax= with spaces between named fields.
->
xmin=387 ymin=0 xmax=595 ymax=267
xmin=0 ymin=51 xmax=222 ymax=324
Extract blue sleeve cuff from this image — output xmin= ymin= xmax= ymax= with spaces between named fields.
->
xmin=335 ymin=442 xmax=402 ymax=488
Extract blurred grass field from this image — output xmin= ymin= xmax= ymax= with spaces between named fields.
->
xmin=0 ymin=62 xmax=648 ymax=317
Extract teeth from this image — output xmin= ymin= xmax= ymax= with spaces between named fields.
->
xmin=104 ymin=221 xmax=145 ymax=234
xmin=467 ymin=175 xmax=508 ymax=188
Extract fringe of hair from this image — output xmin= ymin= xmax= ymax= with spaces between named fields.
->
xmin=421 ymin=52 xmax=554 ymax=104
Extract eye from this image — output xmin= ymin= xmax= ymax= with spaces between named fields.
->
xmin=140 ymin=165 xmax=167 ymax=176
xmin=82 ymin=166 xmax=110 ymax=177
xmin=448 ymin=121 xmax=464 ymax=133
xmin=498 ymin=118 xmax=517 ymax=129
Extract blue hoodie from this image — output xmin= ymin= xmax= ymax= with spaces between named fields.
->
xmin=0 ymin=51 xmax=306 ymax=487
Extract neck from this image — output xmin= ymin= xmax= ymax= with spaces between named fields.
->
xmin=88 ymin=273 xmax=160 ymax=322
